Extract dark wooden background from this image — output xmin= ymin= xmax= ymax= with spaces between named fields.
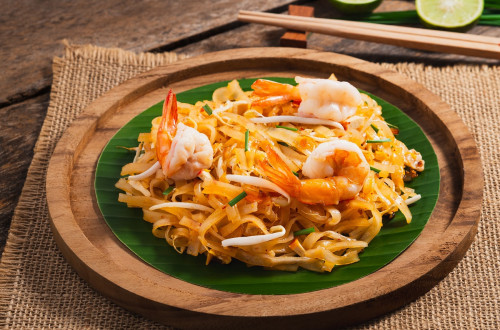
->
xmin=1 ymin=0 xmax=498 ymax=257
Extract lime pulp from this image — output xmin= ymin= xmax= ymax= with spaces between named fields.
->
xmin=416 ymin=0 xmax=484 ymax=31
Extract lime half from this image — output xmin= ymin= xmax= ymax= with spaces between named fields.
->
xmin=416 ymin=0 xmax=484 ymax=31
xmin=329 ymin=0 xmax=383 ymax=15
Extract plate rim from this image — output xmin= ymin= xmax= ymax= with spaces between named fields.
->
xmin=46 ymin=47 xmax=483 ymax=327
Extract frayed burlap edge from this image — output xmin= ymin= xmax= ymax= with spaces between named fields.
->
xmin=0 ymin=41 xmax=185 ymax=327
xmin=58 ymin=40 xmax=186 ymax=71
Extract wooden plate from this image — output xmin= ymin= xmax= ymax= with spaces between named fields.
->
xmin=46 ymin=48 xmax=482 ymax=329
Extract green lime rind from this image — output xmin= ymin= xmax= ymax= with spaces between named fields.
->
xmin=94 ymin=77 xmax=440 ymax=295
xmin=416 ymin=0 xmax=484 ymax=31
xmin=329 ymin=0 xmax=383 ymax=15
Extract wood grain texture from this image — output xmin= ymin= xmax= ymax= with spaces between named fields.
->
xmin=45 ymin=48 xmax=482 ymax=329
xmin=240 ymin=12 xmax=500 ymax=59
xmin=0 ymin=94 xmax=49 ymax=254
xmin=0 ymin=0 xmax=299 ymax=107
xmin=2 ymin=0 xmax=498 ymax=107
xmin=178 ymin=0 xmax=500 ymax=64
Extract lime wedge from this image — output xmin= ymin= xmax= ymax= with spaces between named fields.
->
xmin=328 ymin=0 xmax=383 ymax=15
xmin=416 ymin=0 xmax=484 ymax=31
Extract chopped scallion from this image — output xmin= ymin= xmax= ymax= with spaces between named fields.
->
xmin=349 ymin=9 xmax=500 ymax=27
xmin=228 ymin=191 xmax=247 ymax=207
xmin=370 ymin=166 xmax=381 ymax=173
xmin=277 ymin=141 xmax=289 ymax=147
xmin=244 ymin=129 xmax=249 ymax=151
xmin=366 ymin=138 xmax=391 ymax=143
xmin=370 ymin=124 xmax=379 ymax=133
xmin=276 ymin=125 xmax=298 ymax=131
xmin=292 ymin=171 xmax=299 ymax=177
xmin=163 ymin=186 xmax=175 ymax=195
xmin=293 ymin=227 xmax=315 ymax=236
xmin=202 ymin=104 xmax=213 ymax=115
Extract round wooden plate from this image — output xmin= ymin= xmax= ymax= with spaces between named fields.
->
xmin=46 ymin=48 xmax=482 ymax=329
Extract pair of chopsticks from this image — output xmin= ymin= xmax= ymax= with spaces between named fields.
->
xmin=238 ymin=10 xmax=500 ymax=60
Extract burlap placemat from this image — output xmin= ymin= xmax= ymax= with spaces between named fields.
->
xmin=0 ymin=44 xmax=498 ymax=329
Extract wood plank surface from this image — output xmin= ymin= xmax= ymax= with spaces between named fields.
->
xmin=1 ymin=0 xmax=498 ymax=258
xmin=2 ymin=0 xmax=498 ymax=107
xmin=45 ymin=47 xmax=482 ymax=329
xmin=0 ymin=94 xmax=49 ymax=255
xmin=179 ymin=0 xmax=500 ymax=64
xmin=0 ymin=0 xmax=298 ymax=107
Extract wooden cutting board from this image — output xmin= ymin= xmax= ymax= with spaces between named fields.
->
xmin=46 ymin=48 xmax=482 ymax=329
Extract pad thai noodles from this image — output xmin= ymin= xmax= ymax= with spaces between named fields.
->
xmin=115 ymin=75 xmax=424 ymax=272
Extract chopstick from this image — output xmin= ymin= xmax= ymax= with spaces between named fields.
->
xmin=240 ymin=10 xmax=498 ymax=45
xmin=238 ymin=10 xmax=500 ymax=60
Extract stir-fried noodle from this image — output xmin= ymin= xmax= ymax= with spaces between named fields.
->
xmin=115 ymin=76 xmax=424 ymax=272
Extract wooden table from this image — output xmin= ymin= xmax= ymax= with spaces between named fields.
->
xmin=0 ymin=0 xmax=498 ymax=256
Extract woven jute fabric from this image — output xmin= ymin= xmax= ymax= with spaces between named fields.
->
xmin=0 ymin=44 xmax=498 ymax=329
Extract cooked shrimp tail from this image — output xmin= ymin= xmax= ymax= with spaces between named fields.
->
xmin=258 ymin=144 xmax=301 ymax=197
xmin=251 ymin=79 xmax=299 ymax=98
xmin=252 ymin=95 xmax=293 ymax=108
xmin=156 ymin=89 xmax=177 ymax=168
xmin=251 ymin=79 xmax=300 ymax=107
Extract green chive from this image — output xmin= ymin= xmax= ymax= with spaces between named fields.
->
xmin=278 ymin=141 xmax=289 ymax=147
xmin=370 ymin=166 xmax=381 ymax=173
xmin=292 ymin=171 xmax=299 ymax=177
xmin=228 ymin=191 xmax=247 ymax=207
xmin=485 ymin=0 xmax=500 ymax=9
xmin=370 ymin=124 xmax=379 ymax=133
xmin=276 ymin=125 xmax=298 ymax=131
xmin=366 ymin=138 xmax=391 ymax=143
xmin=202 ymin=104 xmax=213 ymax=115
xmin=387 ymin=123 xmax=398 ymax=129
xmin=348 ymin=9 xmax=500 ymax=27
xmin=293 ymin=227 xmax=315 ymax=236
xmin=163 ymin=186 xmax=175 ymax=195
xmin=244 ymin=129 xmax=249 ymax=151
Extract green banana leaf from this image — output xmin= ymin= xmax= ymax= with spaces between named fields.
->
xmin=95 ymin=78 xmax=439 ymax=295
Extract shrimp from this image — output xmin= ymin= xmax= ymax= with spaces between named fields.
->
xmin=258 ymin=140 xmax=369 ymax=205
xmin=156 ymin=90 xmax=214 ymax=180
xmin=251 ymin=79 xmax=300 ymax=107
xmin=251 ymin=77 xmax=363 ymax=123
xmin=295 ymin=77 xmax=363 ymax=122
